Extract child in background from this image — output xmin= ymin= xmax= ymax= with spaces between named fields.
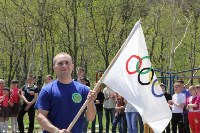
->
xmin=0 ymin=79 xmax=5 ymax=131
xmin=186 ymin=85 xmax=200 ymax=133
xmin=112 ymin=93 xmax=127 ymax=133
xmin=10 ymin=80 xmax=21 ymax=133
xmin=43 ymin=75 xmax=53 ymax=87
xmin=168 ymin=82 xmax=186 ymax=133
xmin=92 ymin=86 xmax=105 ymax=133
xmin=0 ymin=87 xmax=14 ymax=132
xmin=195 ymin=85 xmax=200 ymax=131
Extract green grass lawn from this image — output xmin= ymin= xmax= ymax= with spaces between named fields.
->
xmin=17 ymin=110 xmax=110 ymax=132
xmin=12 ymin=110 xmax=118 ymax=132
xmin=7 ymin=112 xmax=41 ymax=132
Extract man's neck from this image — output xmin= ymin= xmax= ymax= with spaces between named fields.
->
xmin=58 ymin=77 xmax=73 ymax=84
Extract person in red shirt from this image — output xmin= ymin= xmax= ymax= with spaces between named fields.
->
xmin=10 ymin=79 xmax=21 ymax=133
xmin=0 ymin=87 xmax=14 ymax=132
xmin=0 ymin=79 xmax=5 ymax=131
xmin=187 ymin=85 xmax=200 ymax=133
xmin=0 ymin=79 xmax=5 ymax=96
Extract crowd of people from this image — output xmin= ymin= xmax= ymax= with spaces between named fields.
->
xmin=0 ymin=52 xmax=199 ymax=133
xmin=168 ymin=80 xmax=200 ymax=133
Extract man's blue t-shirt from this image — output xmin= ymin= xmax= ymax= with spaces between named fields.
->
xmin=35 ymin=80 xmax=89 ymax=133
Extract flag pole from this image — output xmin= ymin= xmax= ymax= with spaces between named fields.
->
xmin=67 ymin=19 xmax=141 ymax=132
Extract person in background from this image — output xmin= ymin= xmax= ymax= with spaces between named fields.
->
xmin=103 ymin=87 xmax=116 ymax=133
xmin=177 ymin=80 xmax=190 ymax=133
xmin=160 ymin=83 xmax=172 ymax=133
xmin=124 ymin=100 xmax=138 ymax=133
xmin=74 ymin=67 xmax=90 ymax=87
xmin=43 ymin=75 xmax=54 ymax=87
xmin=10 ymin=80 xmax=21 ymax=133
xmin=0 ymin=79 xmax=4 ymax=96
xmin=45 ymin=75 xmax=53 ymax=84
xmin=17 ymin=74 xmax=39 ymax=133
xmin=0 ymin=79 xmax=5 ymax=131
xmin=35 ymin=52 xmax=96 ymax=133
xmin=194 ymin=84 xmax=200 ymax=132
xmin=92 ymin=87 xmax=105 ymax=133
xmin=0 ymin=87 xmax=14 ymax=132
xmin=168 ymin=82 xmax=185 ymax=133
xmin=112 ymin=93 xmax=126 ymax=133
xmin=186 ymin=85 xmax=200 ymax=133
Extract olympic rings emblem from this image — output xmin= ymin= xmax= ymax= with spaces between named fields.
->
xmin=126 ymin=55 xmax=163 ymax=97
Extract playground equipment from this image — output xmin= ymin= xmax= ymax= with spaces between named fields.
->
xmin=155 ymin=67 xmax=200 ymax=94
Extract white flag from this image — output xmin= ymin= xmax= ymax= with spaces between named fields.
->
xmin=102 ymin=20 xmax=172 ymax=133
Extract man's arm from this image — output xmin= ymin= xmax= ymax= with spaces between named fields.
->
xmin=37 ymin=109 xmax=71 ymax=133
xmin=86 ymin=101 xmax=96 ymax=121
xmin=37 ymin=109 xmax=59 ymax=133
xmin=86 ymin=90 xmax=96 ymax=121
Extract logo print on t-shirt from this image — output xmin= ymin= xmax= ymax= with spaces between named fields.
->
xmin=72 ymin=93 xmax=82 ymax=103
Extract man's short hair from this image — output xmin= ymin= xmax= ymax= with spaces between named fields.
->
xmin=53 ymin=52 xmax=72 ymax=65
xmin=176 ymin=80 xmax=184 ymax=84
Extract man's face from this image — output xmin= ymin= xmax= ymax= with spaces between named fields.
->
xmin=53 ymin=54 xmax=74 ymax=78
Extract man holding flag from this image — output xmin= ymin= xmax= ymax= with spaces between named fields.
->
xmin=35 ymin=20 xmax=172 ymax=133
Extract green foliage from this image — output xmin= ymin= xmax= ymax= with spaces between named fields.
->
xmin=0 ymin=0 xmax=199 ymax=86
